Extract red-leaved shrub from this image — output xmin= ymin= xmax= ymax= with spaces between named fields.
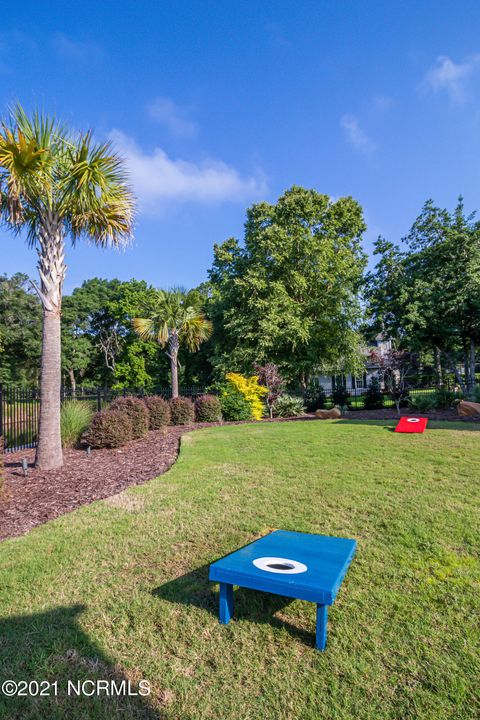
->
xmin=0 ymin=437 xmax=4 ymax=494
xmin=169 ymin=396 xmax=195 ymax=425
xmin=143 ymin=396 xmax=171 ymax=429
xmin=195 ymin=394 xmax=222 ymax=423
xmin=109 ymin=396 xmax=149 ymax=439
xmin=85 ymin=409 xmax=133 ymax=448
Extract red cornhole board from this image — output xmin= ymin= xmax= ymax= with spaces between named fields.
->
xmin=395 ymin=417 xmax=428 ymax=433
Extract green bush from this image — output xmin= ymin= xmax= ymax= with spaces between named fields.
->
xmin=110 ymin=396 xmax=149 ymax=438
xmin=433 ymin=387 xmax=456 ymax=409
xmin=143 ymin=396 xmax=171 ymax=429
xmin=332 ymin=385 xmax=350 ymax=407
xmin=467 ymin=385 xmax=480 ymax=403
xmin=273 ymin=394 xmax=305 ymax=418
xmin=408 ymin=393 xmax=436 ymax=412
xmin=60 ymin=400 xmax=94 ymax=448
xmin=364 ymin=377 xmax=384 ymax=410
xmin=225 ymin=372 xmax=267 ymax=420
xmin=85 ymin=409 xmax=133 ymax=448
xmin=219 ymin=385 xmax=252 ymax=421
xmin=304 ymin=382 xmax=326 ymax=412
xmin=169 ymin=396 xmax=195 ymax=425
xmin=195 ymin=394 xmax=222 ymax=423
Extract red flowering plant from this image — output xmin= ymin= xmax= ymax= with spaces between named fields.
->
xmin=253 ymin=363 xmax=284 ymax=418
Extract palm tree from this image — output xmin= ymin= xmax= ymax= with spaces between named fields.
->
xmin=0 ymin=105 xmax=135 ymax=469
xmin=133 ymin=288 xmax=212 ymax=397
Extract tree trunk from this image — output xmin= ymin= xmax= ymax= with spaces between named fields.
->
xmin=68 ymin=367 xmax=77 ymax=398
xmin=463 ymin=339 xmax=470 ymax=387
xmin=36 ymin=309 xmax=63 ymax=468
xmin=33 ymin=211 xmax=66 ymax=470
xmin=168 ymin=333 xmax=180 ymax=398
xmin=434 ymin=347 xmax=443 ymax=386
xmin=443 ymin=350 xmax=466 ymax=393
xmin=469 ymin=338 xmax=476 ymax=389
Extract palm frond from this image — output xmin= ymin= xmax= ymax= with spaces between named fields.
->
xmin=59 ymin=131 xmax=135 ymax=246
xmin=132 ymin=288 xmax=212 ymax=352
xmin=0 ymin=103 xmax=136 ymax=246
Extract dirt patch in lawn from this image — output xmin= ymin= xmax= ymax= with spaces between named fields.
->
xmin=0 ymin=411 xmax=476 ymax=542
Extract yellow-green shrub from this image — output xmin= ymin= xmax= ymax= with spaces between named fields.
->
xmin=225 ymin=372 xmax=267 ymax=420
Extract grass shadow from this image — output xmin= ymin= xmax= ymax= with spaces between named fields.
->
xmin=153 ymin=564 xmax=315 ymax=647
xmin=0 ymin=604 xmax=163 ymax=719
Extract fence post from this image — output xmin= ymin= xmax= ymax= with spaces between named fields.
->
xmin=0 ymin=383 xmax=3 ymax=439
xmin=97 ymin=387 xmax=102 ymax=412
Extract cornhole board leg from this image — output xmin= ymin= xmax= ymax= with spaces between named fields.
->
xmin=316 ymin=604 xmax=328 ymax=651
xmin=219 ymin=582 xmax=234 ymax=624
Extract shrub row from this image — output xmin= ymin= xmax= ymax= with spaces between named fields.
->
xmin=0 ymin=436 xmax=4 ymax=495
xmin=85 ymin=393 xmax=223 ymax=448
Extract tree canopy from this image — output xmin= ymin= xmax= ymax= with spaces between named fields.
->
xmin=366 ymin=198 xmax=480 ymax=388
xmin=208 ymin=186 xmax=367 ymax=386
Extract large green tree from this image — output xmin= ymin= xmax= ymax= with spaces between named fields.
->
xmin=0 ymin=106 xmax=135 ymax=468
xmin=61 ymin=278 xmax=165 ymax=390
xmin=366 ymin=198 xmax=480 ymax=389
xmin=208 ymin=186 xmax=367 ymax=386
xmin=0 ymin=273 xmax=41 ymax=384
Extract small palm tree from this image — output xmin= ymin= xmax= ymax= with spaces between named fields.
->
xmin=133 ymin=289 xmax=212 ymax=397
xmin=0 ymin=104 xmax=135 ymax=469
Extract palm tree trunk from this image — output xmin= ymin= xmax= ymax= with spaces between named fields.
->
xmin=33 ymin=211 xmax=66 ymax=470
xmin=169 ymin=333 xmax=180 ymax=398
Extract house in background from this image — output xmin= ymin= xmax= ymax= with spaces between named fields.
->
xmin=316 ymin=334 xmax=392 ymax=392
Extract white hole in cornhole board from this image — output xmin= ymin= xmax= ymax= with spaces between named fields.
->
xmin=252 ymin=557 xmax=308 ymax=574
xmin=406 ymin=418 xmax=420 ymax=423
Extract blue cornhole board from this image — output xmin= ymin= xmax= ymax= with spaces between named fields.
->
xmin=209 ymin=530 xmax=356 ymax=650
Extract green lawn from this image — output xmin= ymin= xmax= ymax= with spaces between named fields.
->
xmin=1 ymin=420 xmax=479 ymax=720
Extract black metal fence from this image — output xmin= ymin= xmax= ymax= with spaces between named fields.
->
xmin=0 ymin=381 xmax=469 ymax=454
xmin=0 ymin=384 xmax=207 ymax=453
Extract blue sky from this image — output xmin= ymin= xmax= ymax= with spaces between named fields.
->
xmin=1 ymin=0 xmax=480 ymax=292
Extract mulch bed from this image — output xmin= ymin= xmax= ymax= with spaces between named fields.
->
xmin=0 ymin=426 xmax=184 ymax=543
xmin=1 ymin=410 xmax=477 ymax=543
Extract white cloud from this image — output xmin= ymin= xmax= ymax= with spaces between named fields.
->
xmin=52 ymin=33 xmax=103 ymax=63
xmin=340 ymin=114 xmax=374 ymax=153
xmin=110 ymin=130 xmax=267 ymax=212
xmin=148 ymin=96 xmax=197 ymax=138
xmin=372 ymin=95 xmax=394 ymax=113
xmin=423 ymin=54 xmax=480 ymax=103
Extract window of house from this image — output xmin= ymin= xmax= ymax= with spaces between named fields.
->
xmin=332 ymin=374 xmax=347 ymax=389
xmin=351 ymin=374 xmax=367 ymax=390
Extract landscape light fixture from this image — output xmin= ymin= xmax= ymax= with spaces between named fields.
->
xmin=21 ymin=458 xmax=28 ymax=477
xmin=86 ymin=445 xmax=92 ymax=456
